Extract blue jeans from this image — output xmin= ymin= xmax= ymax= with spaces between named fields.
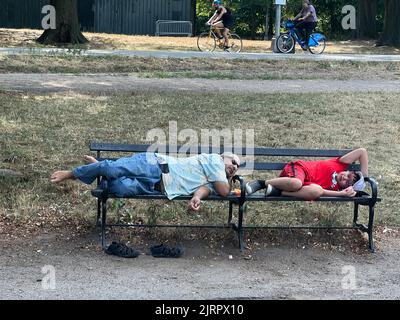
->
xmin=72 ymin=153 xmax=162 ymax=197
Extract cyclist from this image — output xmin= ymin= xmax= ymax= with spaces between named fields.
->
xmin=206 ymin=0 xmax=235 ymax=50
xmin=293 ymin=0 xmax=318 ymax=50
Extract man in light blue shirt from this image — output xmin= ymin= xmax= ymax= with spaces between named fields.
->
xmin=51 ymin=152 xmax=240 ymax=211
xmin=156 ymin=153 xmax=228 ymax=199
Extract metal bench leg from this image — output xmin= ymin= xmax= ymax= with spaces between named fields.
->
xmin=96 ymin=199 xmax=101 ymax=227
xmin=368 ymin=204 xmax=375 ymax=253
xmin=101 ymin=199 xmax=107 ymax=249
xmin=353 ymin=203 xmax=359 ymax=225
xmin=228 ymin=201 xmax=233 ymax=224
xmin=96 ymin=174 xmax=101 ymax=227
xmin=237 ymin=203 xmax=244 ymax=251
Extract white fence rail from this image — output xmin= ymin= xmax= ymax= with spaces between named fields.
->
xmin=155 ymin=20 xmax=192 ymax=36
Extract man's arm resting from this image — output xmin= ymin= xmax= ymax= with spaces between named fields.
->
xmin=322 ymin=187 xmax=356 ymax=198
xmin=188 ymin=186 xmax=211 ymax=211
xmin=213 ymin=181 xmax=231 ymax=197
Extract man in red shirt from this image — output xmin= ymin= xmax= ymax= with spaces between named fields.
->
xmin=245 ymin=148 xmax=369 ymax=200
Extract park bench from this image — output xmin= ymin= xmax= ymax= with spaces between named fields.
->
xmin=89 ymin=143 xmax=380 ymax=252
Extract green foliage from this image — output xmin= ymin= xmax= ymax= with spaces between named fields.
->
xmin=196 ymin=0 xmax=272 ymax=39
xmin=196 ymin=0 xmax=386 ymax=41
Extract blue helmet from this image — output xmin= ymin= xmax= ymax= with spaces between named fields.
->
xmin=212 ymin=0 xmax=221 ymax=7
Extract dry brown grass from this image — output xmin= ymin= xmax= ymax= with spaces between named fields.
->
xmin=1 ymin=54 xmax=399 ymax=81
xmin=1 ymin=28 xmax=400 ymax=54
xmin=1 ymin=91 xmax=399 ymax=230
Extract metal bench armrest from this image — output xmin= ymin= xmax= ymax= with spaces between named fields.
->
xmin=92 ymin=176 xmax=109 ymax=200
xmin=232 ymin=175 xmax=246 ymax=204
xmin=364 ymin=177 xmax=378 ymax=206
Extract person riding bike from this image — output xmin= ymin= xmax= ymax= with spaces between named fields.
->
xmin=293 ymin=0 xmax=318 ymax=50
xmin=206 ymin=0 xmax=235 ymax=50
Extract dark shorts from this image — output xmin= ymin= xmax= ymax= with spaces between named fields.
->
xmin=295 ymin=21 xmax=317 ymax=31
xmin=222 ymin=17 xmax=234 ymax=29
xmin=279 ymin=162 xmax=306 ymax=185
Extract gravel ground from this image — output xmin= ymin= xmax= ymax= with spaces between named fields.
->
xmin=1 ymin=227 xmax=399 ymax=300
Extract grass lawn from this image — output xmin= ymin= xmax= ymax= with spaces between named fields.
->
xmin=1 ymin=91 xmax=399 ymax=230
xmin=1 ymin=54 xmax=399 ymax=81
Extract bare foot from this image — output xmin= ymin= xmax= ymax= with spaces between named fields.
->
xmin=83 ymin=155 xmax=98 ymax=164
xmin=51 ymin=170 xmax=74 ymax=183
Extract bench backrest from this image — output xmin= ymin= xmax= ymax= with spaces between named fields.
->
xmin=90 ymin=143 xmax=361 ymax=172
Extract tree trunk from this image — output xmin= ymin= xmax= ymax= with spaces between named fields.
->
xmin=250 ymin=16 xmax=257 ymax=40
xmin=37 ymin=0 xmax=88 ymax=45
xmin=377 ymin=0 xmax=400 ymax=47
xmin=264 ymin=5 xmax=269 ymax=40
xmin=356 ymin=0 xmax=377 ymax=39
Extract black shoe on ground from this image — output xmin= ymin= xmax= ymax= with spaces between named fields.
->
xmin=150 ymin=244 xmax=183 ymax=258
xmin=105 ymin=241 xmax=140 ymax=258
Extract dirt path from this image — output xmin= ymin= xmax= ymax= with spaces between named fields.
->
xmin=1 ymin=73 xmax=400 ymax=94
xmin=1 ymin=228 xmax=399 ymax=300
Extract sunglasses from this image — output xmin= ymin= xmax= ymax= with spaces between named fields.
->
xmin=232 ymin=159 xmax=240 ymax=168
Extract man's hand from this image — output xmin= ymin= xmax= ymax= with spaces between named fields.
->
xmin=188 ymin=196 xmax=202 ymax=211
xmin=340 ymin=186 xmax=357 ymax=197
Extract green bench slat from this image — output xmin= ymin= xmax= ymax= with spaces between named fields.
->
xmin=90 ymin=143 xmax=353 ymax=157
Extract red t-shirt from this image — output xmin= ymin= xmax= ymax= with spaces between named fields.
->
xmin=293 ymin=158 xmax=349 ymax=190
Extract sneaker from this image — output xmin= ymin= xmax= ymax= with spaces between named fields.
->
xmin=265 ymin=184 xmax=282 ymax=197
xmin=105 ymin=241 xmax=140 ymax=258
xmin=245 ymin=180 xmax=266 ymax=195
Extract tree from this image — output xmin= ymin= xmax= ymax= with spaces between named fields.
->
xmin=37 ymin=0 xmax=88 ymax=45
xmin=377 ymin=0 xmax=400 ymax=47
xmin=356 ymin=0 xmax=377 ymax=39
xmin=232 ymin=0 xmax=270 ymax=40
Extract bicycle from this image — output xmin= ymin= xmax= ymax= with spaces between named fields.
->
xmin=197 ymin=26 xmax=243 ymax=53
xmin=276 ymin=20 xmax=326 ymax=54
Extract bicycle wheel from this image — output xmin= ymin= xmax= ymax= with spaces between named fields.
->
xmin=308 ymin=33 xmax=326 ymax=54
xmin=197 ymin=32 xmax=216 ymax=52
xmin=276 ymin=33 xmax=295 ymax=53
xmin=228 ymin=33 xmax=243 ymax=53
